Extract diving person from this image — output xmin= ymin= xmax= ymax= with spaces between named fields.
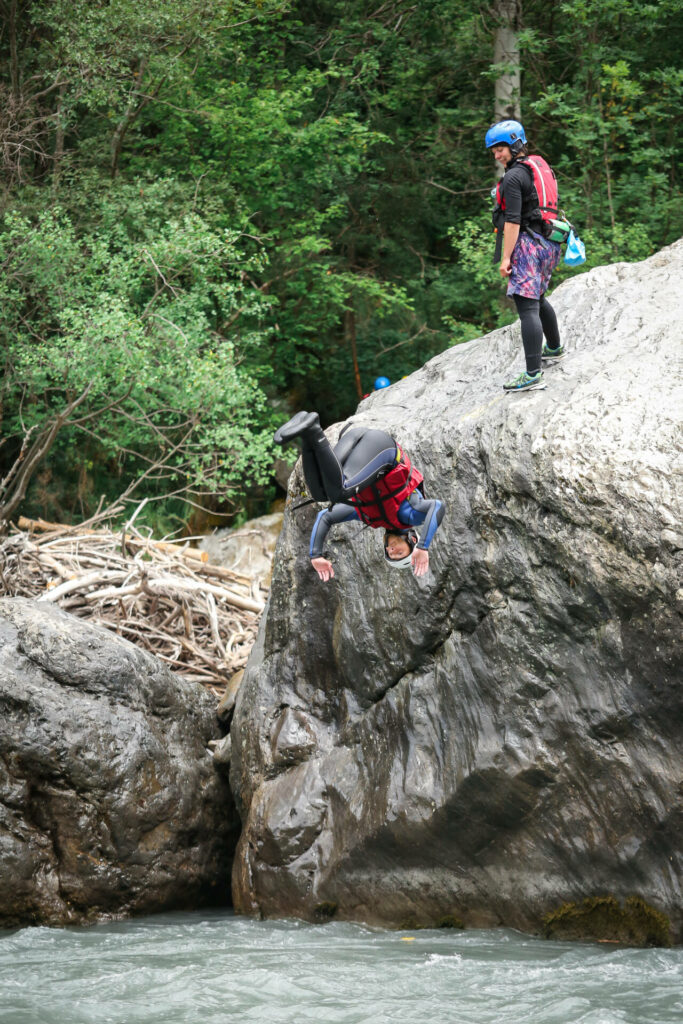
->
xmin=486 ymin=119 xmax=565 ymax=392
xmin=274 ymin=411 xmax=444 ymax=580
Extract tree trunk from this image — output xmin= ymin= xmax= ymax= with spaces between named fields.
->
xmin=494 ymin=0 xmax=521 ymax=124
xmin=52 ymin=83 xmax=66 ymax=194
xmin=8 ymin=0 xmax=20 ymax=102
xmin=344 ymin=303 xmax=363 ymax=401
xmin=110 ymin=60 xmax=149 ymax=179
xmin=0 ymin=385 xmax=94 ymax=534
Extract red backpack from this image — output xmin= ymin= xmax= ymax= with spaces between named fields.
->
xmin=494 ymin=155 xmax=559 ymax=232
xmin=520 ymin=155 xmax=560 ymax=227
xmin=348 ymin=446 xmax=423 ymax=531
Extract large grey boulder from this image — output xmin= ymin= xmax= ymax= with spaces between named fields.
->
xmin=0 ymin=598 xmax=239 ymax=927
xmin=230 ymin=241 xmax=683 ymax=943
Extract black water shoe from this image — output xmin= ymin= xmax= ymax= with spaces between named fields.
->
xmin=273 ymin=411 xmax=320 ymax=445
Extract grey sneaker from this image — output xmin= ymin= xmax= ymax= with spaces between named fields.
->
xmin=541 ymin=343 xmax=565 ymax=362
xmin=503 ymin=370 xmax=547 ymax=392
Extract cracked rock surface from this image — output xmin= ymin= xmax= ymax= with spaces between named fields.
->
xmin=0 ymin=598 xmax=239 ymax=927
xmin=230 ymin=242 xmax=683 ymax=938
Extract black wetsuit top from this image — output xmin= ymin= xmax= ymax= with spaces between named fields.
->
xmin=496 ymin=158 xmax=545 ymax=234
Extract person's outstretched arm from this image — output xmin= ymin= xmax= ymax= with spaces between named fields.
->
xmin=403 ymin=491 xmax=445 ymax=576
xmin=309 ymin=503 xmax=358 ymax=581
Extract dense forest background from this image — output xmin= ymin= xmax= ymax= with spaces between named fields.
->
xmin=1 ymin=0 xmax=681 ymax=533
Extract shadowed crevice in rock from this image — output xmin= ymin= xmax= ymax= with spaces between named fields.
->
xmin=230 ymin=242 xmax=683 ymax=943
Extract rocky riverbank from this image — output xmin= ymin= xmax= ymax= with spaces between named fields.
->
xmin=0 ymin=598 xmax=239 ymax=928
xmin=230 ymin=241 xmax=683 ymax=944
xmin=1 ymin=243 xmax=680 ymax=944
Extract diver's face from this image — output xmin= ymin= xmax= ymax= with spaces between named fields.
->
xmin=385 ymin=535 xmax=411 ymax=560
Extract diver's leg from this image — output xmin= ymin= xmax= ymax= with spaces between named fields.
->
xmin=273 ymin=410 xmax=320 ymax=445
xmin=302 ymin=426 xmax=394 ymax=503
xmin=305 ymin=433 xmax=345 ymax=502
xmin=301 ymin=449 xmax=328 ymax=502
xmin=274 ymin=410 xmax=346 ymax=502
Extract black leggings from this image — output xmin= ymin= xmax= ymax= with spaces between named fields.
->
xmin=301 ymin=427 xmax=397 ymax=504
xmin=513 ymin=293 xmax=561 ymax=374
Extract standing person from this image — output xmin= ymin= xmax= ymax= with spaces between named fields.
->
xmin=273 ymin=411 xmax=444 ymax=580
xmin=486 ymin=120 xmax=565 ymax=392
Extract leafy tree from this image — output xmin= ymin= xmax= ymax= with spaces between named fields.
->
xmin=1 ymin=0 xmax=681 ymax=527
xmin=0 ymin=197 xmax=275 ymax=531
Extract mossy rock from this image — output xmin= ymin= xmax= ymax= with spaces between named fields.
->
xmin=313 ymin=901 xmax=337 ymax=921
xmin=435 ymin=914 xmax=465 ymax=930
xmin=543 ymin=895 xmax=671 ymax=947
xmin=399 ymin=916 xmax=421 ymax=931
xmin=399 ymin=913 xmax=465 ymax=931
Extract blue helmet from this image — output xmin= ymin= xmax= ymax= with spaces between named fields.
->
xmin=374 ymin=376 xmax=390 ymax=390
xmin=485 ymin=120 xmax=527 ymax=152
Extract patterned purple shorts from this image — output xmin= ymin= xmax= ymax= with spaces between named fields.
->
xmin=507 ymin=230 xmax=561 ymax=299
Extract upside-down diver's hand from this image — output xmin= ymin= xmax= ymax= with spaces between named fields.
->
xmin=411 ymin=547 xmax=429 ymax=577
xmin=311 ymin=556 xmax=335 ymax=581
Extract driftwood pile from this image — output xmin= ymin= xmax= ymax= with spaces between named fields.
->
xmin=0 ymin=516 xmax=267 ymax=695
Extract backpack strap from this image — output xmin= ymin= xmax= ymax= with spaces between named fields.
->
xmin=350 ymin=471 xmax=413 ymax=506
xmin=517 ymin=157 xmax=559 ymax=219
xmin=291 ymin=497 xmax=320 ymax=512
xmin=367 ymin=483 xmax=390 ymax=525
xmin=494 ymin=227 xmax=504 ymax=263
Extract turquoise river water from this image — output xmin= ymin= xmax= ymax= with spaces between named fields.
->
xmin=1 ymin=911 xmax=681 ymax=1024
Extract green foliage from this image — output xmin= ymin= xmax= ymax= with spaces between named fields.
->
xmin=0 ymin=196 xmax=276 ymax=524
xmin=1 ymin=0 xmax=681 ymax=526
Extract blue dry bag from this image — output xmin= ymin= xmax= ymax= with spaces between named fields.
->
xmin=565 ymin=229 xmax=586 ymax=267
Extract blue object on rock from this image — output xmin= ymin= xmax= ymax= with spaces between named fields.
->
xmin=374 ymin=376 xmax=391 ymax=390
xmin=565 ymin=230 xmax=586 ymax=267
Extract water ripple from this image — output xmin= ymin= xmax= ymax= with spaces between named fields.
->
xmin=0 ymin=912 xmax=681 ymax=1024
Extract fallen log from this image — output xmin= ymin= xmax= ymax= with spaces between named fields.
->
xmin=18 ymin=516 xmax=210 ymax=564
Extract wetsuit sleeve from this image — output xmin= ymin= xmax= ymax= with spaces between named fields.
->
xmin=402 ymin=491 xmax=445 ymax=550
xmin=309 ymin=504 xmax=359 ymax=558
xmin=502 ymin=166 xmax=524 ymax=224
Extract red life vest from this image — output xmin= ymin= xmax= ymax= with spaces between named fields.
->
xmin=348 ymin=445 xmax=423 ymax=531
xmin=494 ymin=155 xmax=559 ymax=231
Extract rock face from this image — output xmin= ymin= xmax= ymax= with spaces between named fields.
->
xmin=0 ymin=598 xmax=239 ymax=927
xmin=230 ymin=241 xmax=683 ymax=942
